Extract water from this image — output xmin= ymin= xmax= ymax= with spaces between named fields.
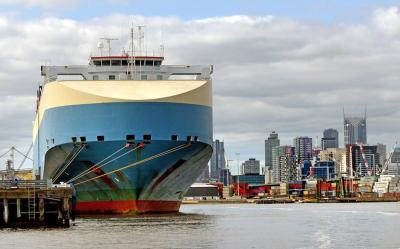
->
xmin=0 ymin=203 xmax=399 ymax=249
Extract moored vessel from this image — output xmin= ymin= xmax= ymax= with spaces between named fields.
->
xmin=33 ymin=28 xmax=213 ymax=213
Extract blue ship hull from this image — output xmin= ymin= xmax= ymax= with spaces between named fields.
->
xmin=34 ymin=101 xmax=213 ymax=213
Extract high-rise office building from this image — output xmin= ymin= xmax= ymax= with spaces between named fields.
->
xmin=242 ymin=158 xmax=260 ymax=175
xmin=265 ymin=131 xmax=280 ymax=168
xmin=219 ymin=168 xmax=232 ymax=186
xmin=272 ymin=146 xmax=295 ymax=183
xmin=294 ymin=137 xmax=313 ymax=164
xmin=321 ymin=128 xmax=339 ymax=150
xmin=319 ymin=148 xmax=347 ymax=174
xmin=376 ymin=143 xmax=387 ymax=166
xmin=344 ymin=111 xmax=367 ymax=145
xmin=313 ymin=161 xmax=336 ymax=180
xmin=210 ymin=140 xmax=226 ymax=179
xmin=279 ymin=154 xmax=297 ymax=183
xmin=388 ymin=146 xmax=400 ymax=175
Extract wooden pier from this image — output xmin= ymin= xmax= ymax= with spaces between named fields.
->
xmin=0 ymin=180 xmax=73 ymax=228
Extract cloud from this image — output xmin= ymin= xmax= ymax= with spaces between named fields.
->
xmin=0 ymin=7 xmax=399 ymax=168
xmin=0 ymin=0 xmax=77 ymax=8
xmin=373 ymin=6 xmax=400 ymax=35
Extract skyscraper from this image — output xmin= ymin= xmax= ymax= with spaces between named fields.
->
xmin=265 ymin=131 xmax=280 ymax=168
xmin=272 ymin=146 xmax=295 ymax=183
xmin=321 ymin=128 xmax=339 ymax=150
xmin=294 ymin=137 xmax=313 ymax=164
xmin=242 ymin=158 xmax=261 ymax=175
xmin=388 ymin=146 xmax=400 ymax=175
xmin=344 ymin=110 xmax=367 ymax=145
xmin=376 ymin=143 xmax=387 ymax=166
xmin=210 ymin=139 xmax=226 ymax=179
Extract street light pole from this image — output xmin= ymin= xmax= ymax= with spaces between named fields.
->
xmin=236 ymin=152 xmax=240 ymax=197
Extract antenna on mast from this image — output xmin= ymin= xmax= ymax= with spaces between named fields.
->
xmin=137 ymin=25 xmax=145 ymax=54
xmin=100 ymin=37 xmax=118 ymax=56
xmin=130 ymin=26 xmax=135 ymax=79
xmin=97 ymin=42 xmax=104 ymax=56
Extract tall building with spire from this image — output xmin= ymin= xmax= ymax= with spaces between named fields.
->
xmin=343 ymin=109 xmax=367 ymax=145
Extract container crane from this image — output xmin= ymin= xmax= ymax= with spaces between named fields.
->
xmin=379 ymin=142 xmax=397 ymax=175
xmin=358 ymin=143 xmax=372 ymax=176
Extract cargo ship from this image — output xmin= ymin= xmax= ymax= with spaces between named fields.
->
xmin=33 ymin=29 xmax=213 ymax=213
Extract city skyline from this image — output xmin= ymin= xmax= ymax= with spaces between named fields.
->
xmin=0 ymin=2 xmax=400 ymax=170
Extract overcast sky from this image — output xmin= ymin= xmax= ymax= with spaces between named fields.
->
xmin=0 ymin=0 xmax=399 ymax=172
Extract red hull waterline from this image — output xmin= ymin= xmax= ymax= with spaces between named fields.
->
xmin=76 ymin=200 xmax=182 ymax=214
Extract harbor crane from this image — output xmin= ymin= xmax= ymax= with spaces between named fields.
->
xmin=378 ymin=142 xmax=398 ymax=175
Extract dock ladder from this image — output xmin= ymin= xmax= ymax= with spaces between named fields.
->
xmin=27 ymin=186 xmax=36 ymax=221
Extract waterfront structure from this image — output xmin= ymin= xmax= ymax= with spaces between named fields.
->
xmin=232 ymin=175 xmax=265 ymax=185
xmin=265 ymin=131 xmax=280 ymax=168
xmin=242 ymin=158 xmax=260 ymax=175
xmin=34 ymin=30 xmax=213 ymax=213
xmin=272 ymin=146 xmax=295 ymax=183
xmin=346 ymin=144 xmax=379 ymax=177
xmin=321 ymin=128 xmax=339 ymax=150
xmin=313 ymin=161 xmax=336 ymax=180
xmin=344 ymin=111 xmax=367 ymax=145
xmin=294 ymin=137 xmax=312 ymax=164
xmin=184 ymin=183 xmax=219 ymax=200
xmin=210 ymin=140 xmax=226 ymax=179
xmin=319 ymin=148 xmax=347 ymax=175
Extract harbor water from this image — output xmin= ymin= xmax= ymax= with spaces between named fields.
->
xmin=0 ymin=202 xmax=399 ymax=249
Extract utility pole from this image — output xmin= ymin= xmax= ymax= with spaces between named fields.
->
xmin=236 ymin=152 xmax=240 ymax=197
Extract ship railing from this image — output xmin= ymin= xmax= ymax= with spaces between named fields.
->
xmin=0 ymin=180 xmax=52 ymax=190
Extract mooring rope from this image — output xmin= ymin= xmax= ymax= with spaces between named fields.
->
xmin=74 ymin=143 xmax=191 ymax=186
xmin=52 ymin=144 xmax=86 ymax=183
xmin=67 ymin=143 xmax=142 ymax=184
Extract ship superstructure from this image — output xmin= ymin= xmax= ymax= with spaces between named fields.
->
xmin=33 ymin=29 xmax=213 ymax=213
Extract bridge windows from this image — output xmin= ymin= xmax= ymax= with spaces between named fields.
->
xmin=80 ymin=137 xmax=86 ymax=142
xmin=97 ymin=136 xmax=104 ymax=142
xmin=143 ymin=134 xmax=151 ymax=143
xmin=186 ymin=136 xmax=192 ymax=142
xmin=111 ymin=60 xmax=121 ymax=66
xmin=102 ymin=60 xmax=110 ymax=66
xmin=171 ymin=135 xmax=178 ymax=141
xmin=71 ymin=137 xmax=77 ymax=143
xmin=126 ymin=135 xmax=135 ymax=142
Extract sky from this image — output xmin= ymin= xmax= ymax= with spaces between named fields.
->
xmin=0 ymin=0 xmax=399 ymax=172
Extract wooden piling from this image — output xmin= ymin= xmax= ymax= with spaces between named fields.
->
xmin=3 ymin=199 xmax=8 ymax=224
xmin=16 ymin=198 xmax=21 ymax=218
xmin=0 ymin=180 xmax=73 ymax=228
